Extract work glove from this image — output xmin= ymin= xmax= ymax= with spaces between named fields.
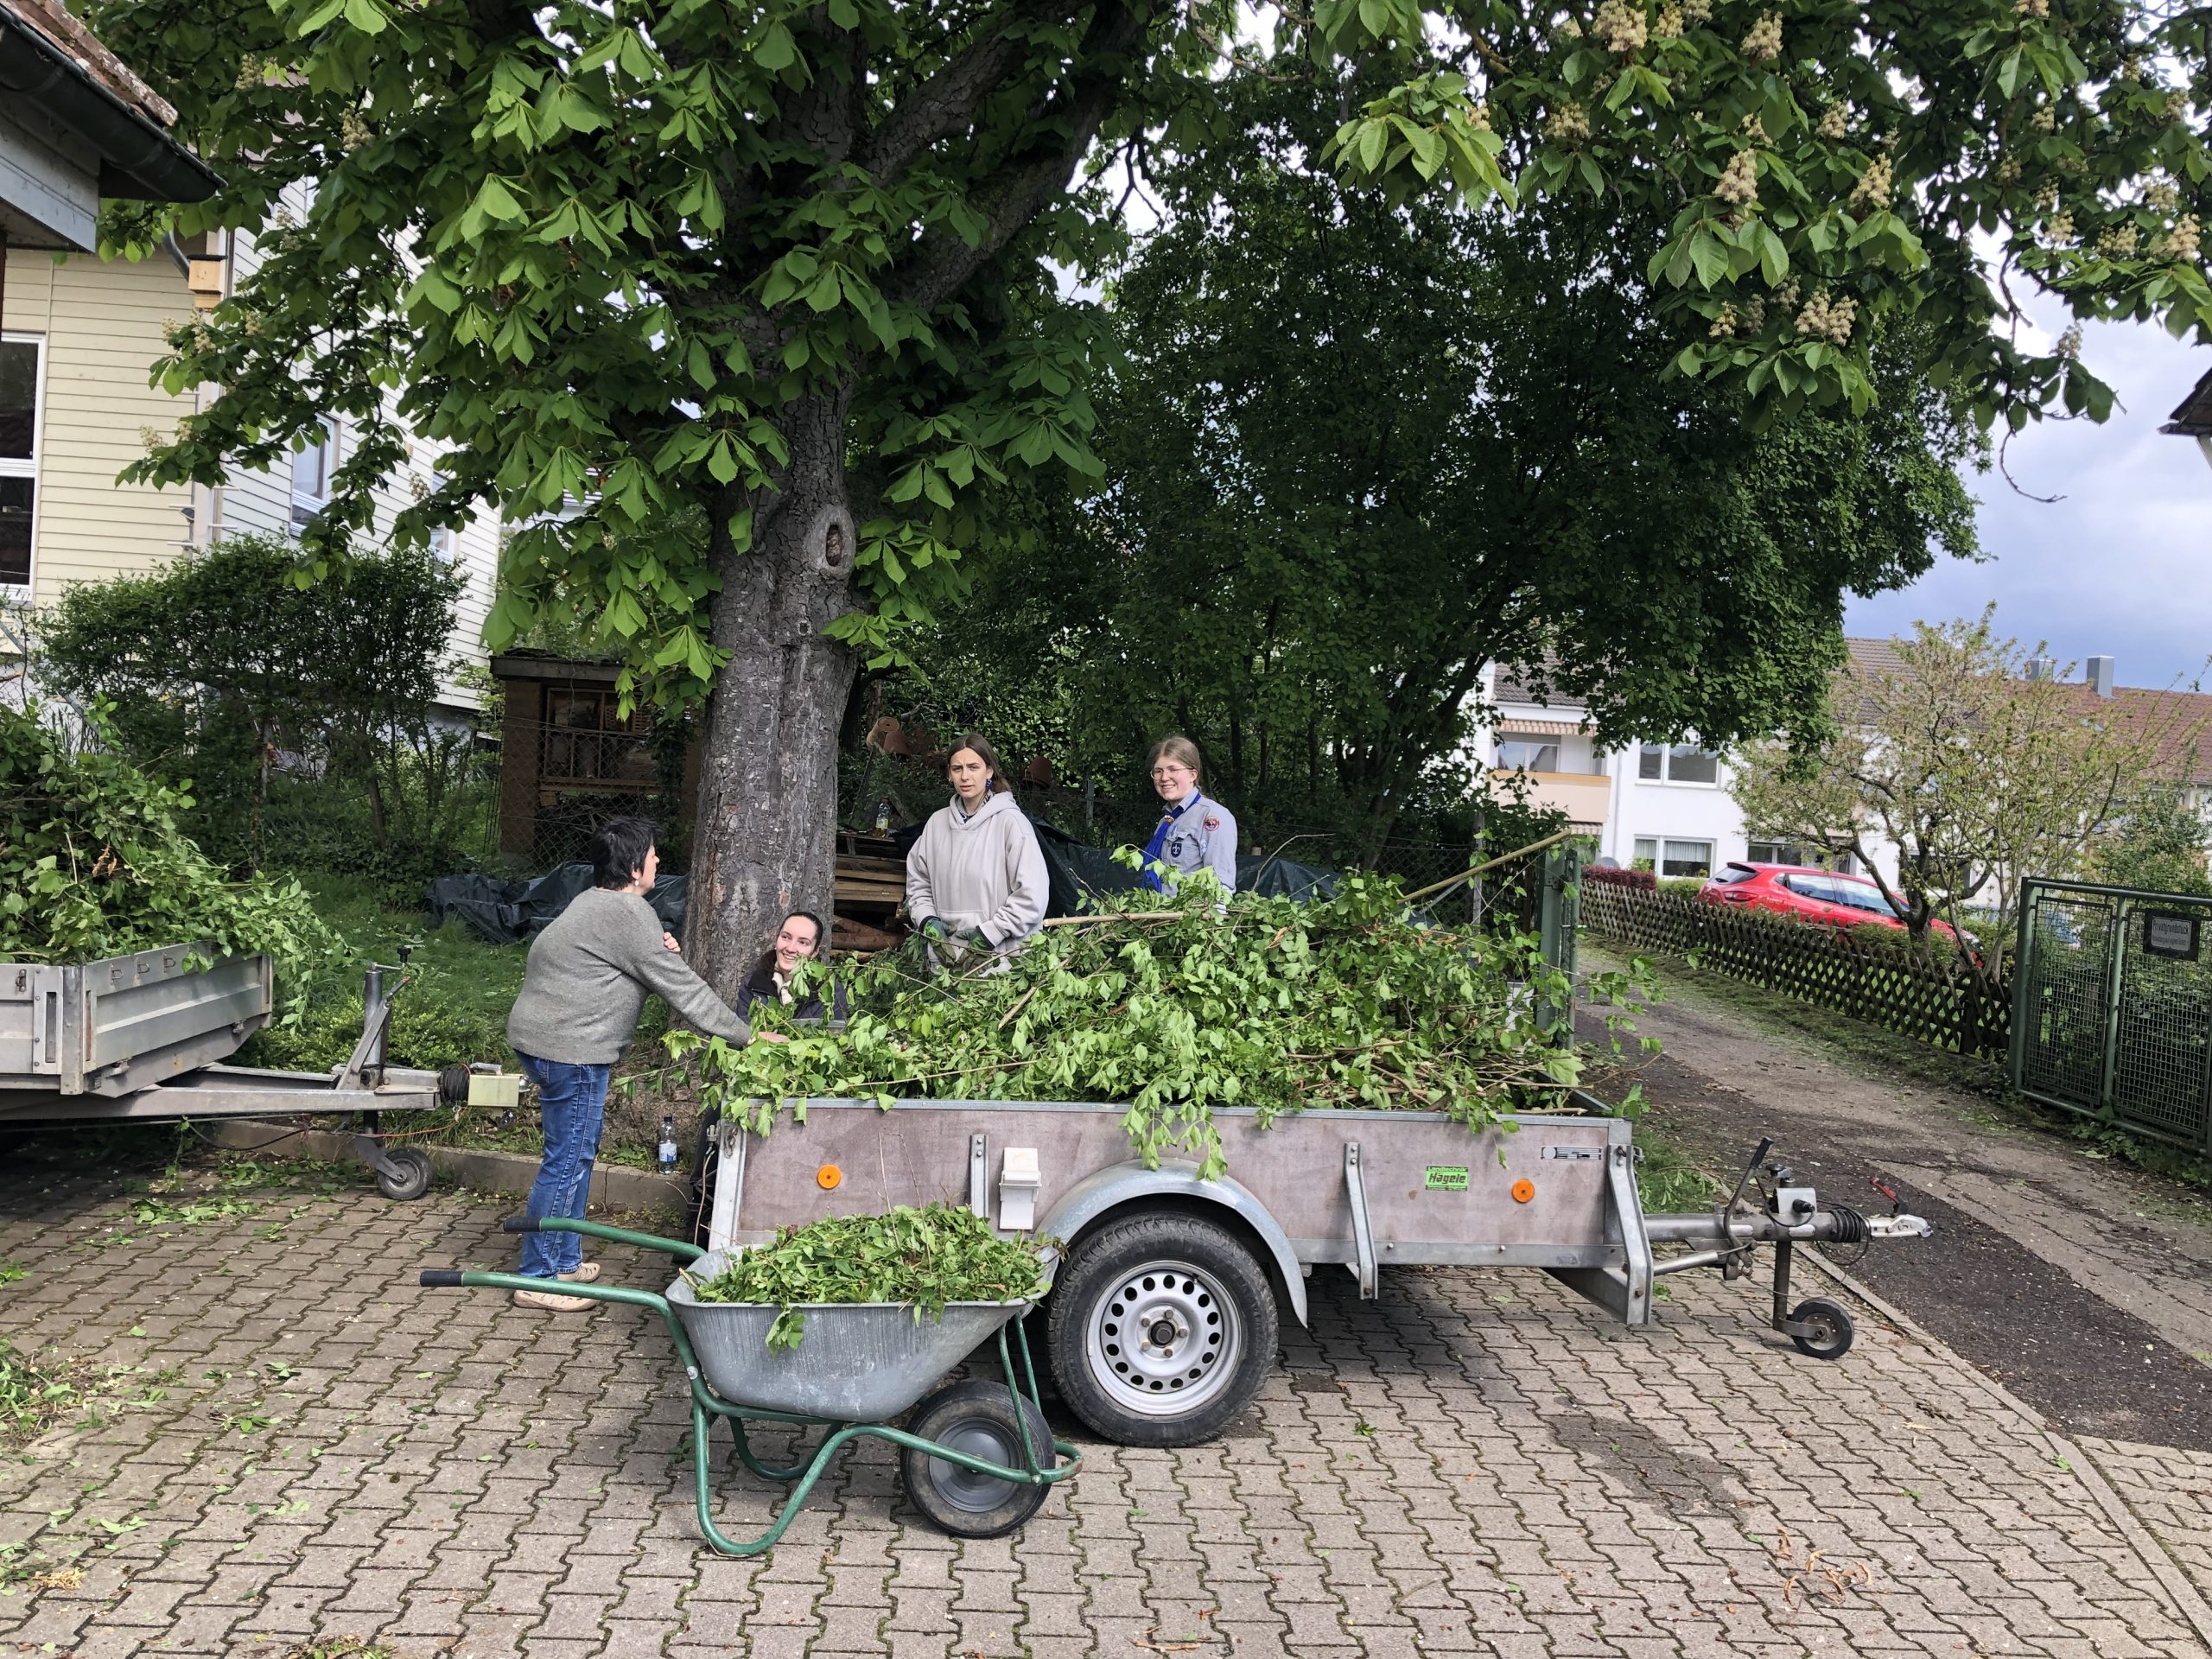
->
xmin=918 ymin=916 xmax=950 ymax=943
xmin=953 ymin=925 xmax=989 ymax=953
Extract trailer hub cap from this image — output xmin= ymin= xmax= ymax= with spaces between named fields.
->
xmin=1088 ymin=1259 xmax=1242 ymax=1417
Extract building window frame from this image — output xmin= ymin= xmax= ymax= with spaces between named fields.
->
xmin=1636 ymin=740 xmax=1723 ymax=787
xmin=290 ymin=417 xmax=338 ymax=536
xmin=429 ymin=524 xmax=458 ymax=564
xmin=1633 ymin=836 xmax=1715 ymax=879
xmin=0 ymin=332 xmax=47 ymax=591
xmin=1494 ymin=738 xmax=1561 ymax=773
xmin=1746 ymin=838 xmax=1858 ymax=875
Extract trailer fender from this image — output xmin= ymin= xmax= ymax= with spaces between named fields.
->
xmin=1039 ymin=1160 xmax=1309 ymax=1327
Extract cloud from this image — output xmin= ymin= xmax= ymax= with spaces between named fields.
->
xmin=1845 ymin=309 xmax=2211 ymax=689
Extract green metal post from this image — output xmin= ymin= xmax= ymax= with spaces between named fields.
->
xmin=2098 ymin=898 xmax=2131 ymax=1119
xmin=2007 ymin=880 xmax=2039 ymax=1092
xmin=1535 ymin=842 xmax=1581 ymax=1044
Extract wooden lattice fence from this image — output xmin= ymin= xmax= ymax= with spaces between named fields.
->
xmin=1577 ymin=875 xmax=2012 ymax=1061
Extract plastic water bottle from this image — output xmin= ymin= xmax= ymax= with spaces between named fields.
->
xmin=873 ymin=798 xmax=893 ymax=834
xmin=658 ymin=1115 xmax=678 ymax=1174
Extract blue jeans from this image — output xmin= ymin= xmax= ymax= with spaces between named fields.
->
xmin=514 ymin=1052 xmax=612 ymax=1279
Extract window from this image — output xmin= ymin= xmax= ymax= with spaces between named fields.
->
xmin=1782 ymin=873 xmax=1844 ymax=903
xmin=539 ymin=686 xmax=657 ymax=785
xmin=1633 ymin=836 xmax=1713 ymax=878
xmin=1748 ymin=839 xmax=1859 ymax=875
xmin=1495 ymin=740 xmax=1560 ymax=772
xmin=429 ymin=525 xmax=457 ymax=564
xmin=1638 ymin=740 xmax=1720 ymax=785
xmin=290 ymin=419 xmax=336 ymax=534
xmin=0 ymin=337 xmax=41 ymax=587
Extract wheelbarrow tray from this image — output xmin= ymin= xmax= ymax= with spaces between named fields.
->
xmin=669 ymin=1251 xmax=1033 ymax=1420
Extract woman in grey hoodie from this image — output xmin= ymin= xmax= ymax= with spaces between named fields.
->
xmin=905 ymin=733 xmax=1049 ymax=961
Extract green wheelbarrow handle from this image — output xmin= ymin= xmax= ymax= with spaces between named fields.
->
xmin=418 ymin=1267 xmax=677 ymax=1314
xmin=500 ymin=1213 xmax=706 ymax=1262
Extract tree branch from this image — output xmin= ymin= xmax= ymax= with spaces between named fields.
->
xmin=862 ymin=0 xmax=1076 ymax=182
xmin=883 ymin=0 xmax=1145 ymax=315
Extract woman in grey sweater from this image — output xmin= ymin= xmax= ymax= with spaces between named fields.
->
xmin=905 ymin=733 xmax=1049 ymax=963
xmin=505 ymin=817 xmax=759 ymax=1310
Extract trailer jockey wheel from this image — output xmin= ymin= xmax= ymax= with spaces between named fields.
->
xmin=377 ymin=1147 xmax=435 ymax=1203
xmin=1786 ymin=1297 xmax=1854 ymax=1361
xmin=1047 ymin=1211 xmax=1277 ymax=1448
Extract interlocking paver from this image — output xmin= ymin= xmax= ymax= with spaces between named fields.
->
xmin=4 ymin=1166 xmax=2209 ymax=1658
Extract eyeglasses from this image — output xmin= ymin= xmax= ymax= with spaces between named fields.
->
xmin=1151 ymin=766 xmax=1192 ymax=779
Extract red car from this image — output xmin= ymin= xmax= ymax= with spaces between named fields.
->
xmin=1698 ymin=862 xmax=1967 ymax=945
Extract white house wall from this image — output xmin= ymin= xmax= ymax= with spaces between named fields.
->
xmin=1467 ymin=665 xmax=1903 ymax=885
xmin=213 ymin=187 xmax=500 ymax=707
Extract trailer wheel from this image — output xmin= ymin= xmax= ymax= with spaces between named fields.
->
xmin=1047 ymin=1211 xmax=1276 ymax=1447
xmin=1787 ymin=1297 xmax=1854 ymax=1361
xmin=900 ymin=1380 xmax=1055 ymax=1539
xmin=377 ymin=1148 xmax=434 ymax=1203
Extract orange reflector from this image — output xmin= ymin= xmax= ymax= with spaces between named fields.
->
xmin=1510 ymin=1178 xmax=1535 ymax=1205
xmin=817 ymin=1165 xmax=842 ymax=1191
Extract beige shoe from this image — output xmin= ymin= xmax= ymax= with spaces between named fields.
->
xmin=558 ymin=1262 xmax=601 ymax=1284
xmin=512 ymin=1285 xmax=595 ymax=1312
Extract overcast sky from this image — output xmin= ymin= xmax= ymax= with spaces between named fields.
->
xmin=1843 ymin=307 xmax=2211 ymax=690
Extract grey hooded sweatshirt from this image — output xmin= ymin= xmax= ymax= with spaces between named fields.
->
xmin=905 ymin=790 xmax=1049 ymax=948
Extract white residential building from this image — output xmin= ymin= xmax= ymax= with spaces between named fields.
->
xmin=1470 ymin=657 xmax=1887 ymax=883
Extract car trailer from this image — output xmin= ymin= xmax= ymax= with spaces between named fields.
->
xmin=696 ymin=1097 xmax=1933 ymax=1447
xmin=1 ymin=944 xmax=467 ymax=1200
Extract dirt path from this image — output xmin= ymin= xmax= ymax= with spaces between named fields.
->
xmin=1584 ymin=957 xmax=2212 ymax=1452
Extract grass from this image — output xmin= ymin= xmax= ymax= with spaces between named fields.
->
xmin=238 ymin=871 xmax=528 ymax=1074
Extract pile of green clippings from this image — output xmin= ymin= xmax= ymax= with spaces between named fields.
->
xmin=683 ymin=1202 xmax=1052 ymax=1351
xmin=672 ymin=864 xmax=1645 ymax=1180
xmin=0 ymin=703 xmax=340 ymax=996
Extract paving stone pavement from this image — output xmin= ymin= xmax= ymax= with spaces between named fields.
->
xmin=2076 ymin=1440 xmax=2212 ymax=1624
xmin=3 ymin=1166 xmax=2209 ymax=1659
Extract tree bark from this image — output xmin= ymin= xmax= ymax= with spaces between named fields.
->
xmin=686 ymin=389 xmax=862 ymax=998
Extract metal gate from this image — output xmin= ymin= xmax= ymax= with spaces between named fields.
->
xmin=2009 ymin=877 xmax=2212 ymax=1150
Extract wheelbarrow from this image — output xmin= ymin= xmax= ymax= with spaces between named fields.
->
xmin=416 ymin=1216 xmax=1079 ymax=1550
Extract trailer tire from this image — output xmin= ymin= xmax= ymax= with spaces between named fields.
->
xmin=1047 ymin=1211 xmax=1276 ymax=1447
xmin=376 ymin=1147 xmax=434 ymax=1203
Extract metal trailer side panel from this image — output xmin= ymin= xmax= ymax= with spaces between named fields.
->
xmin=0 ymin=947 xmax=271 ymax=1097
xmin=0 ymin=963 xmax=63 ymax=1084
xmin=709 ymin=1101 xmax=1646 ymax=1323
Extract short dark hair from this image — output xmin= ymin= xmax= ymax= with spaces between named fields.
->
xmin=589 ymin=817 xmax=658 ymax=890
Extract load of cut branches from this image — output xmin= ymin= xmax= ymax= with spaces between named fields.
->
xmin=0 ymin=703 xmax=339 ymax=995
xmin=675 ymin=863 xmax=1643 ymax=1179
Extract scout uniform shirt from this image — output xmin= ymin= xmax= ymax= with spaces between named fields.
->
xmin=1141 ymin=790 xmax=1239 ymax=894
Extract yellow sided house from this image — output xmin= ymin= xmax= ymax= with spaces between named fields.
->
xmin=3 ymin=190 xmax=501 ymax=705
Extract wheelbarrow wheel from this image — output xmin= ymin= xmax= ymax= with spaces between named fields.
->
xmin=899 ymin=1380 xmax=1055 ymax=1540
xmin=376 ymin=1147 xmax=435 ymax=1203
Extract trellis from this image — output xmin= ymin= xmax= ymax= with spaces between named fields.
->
xmin=1578 ymin=877 xmax=2011 ymax=1061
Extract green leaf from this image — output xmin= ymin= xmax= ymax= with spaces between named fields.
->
xmin=753 ymin=22 xmax=798 ymax=72
xmin=1687 ymin=229 xmax=1729 ymax=289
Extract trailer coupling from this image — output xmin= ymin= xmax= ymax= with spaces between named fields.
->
xmin=1641 ymin=1137 xmax=1931 ymax=1361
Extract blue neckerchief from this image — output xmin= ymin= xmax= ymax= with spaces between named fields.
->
xmin=1141 ymin=791 xmax=1204 ymax=893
